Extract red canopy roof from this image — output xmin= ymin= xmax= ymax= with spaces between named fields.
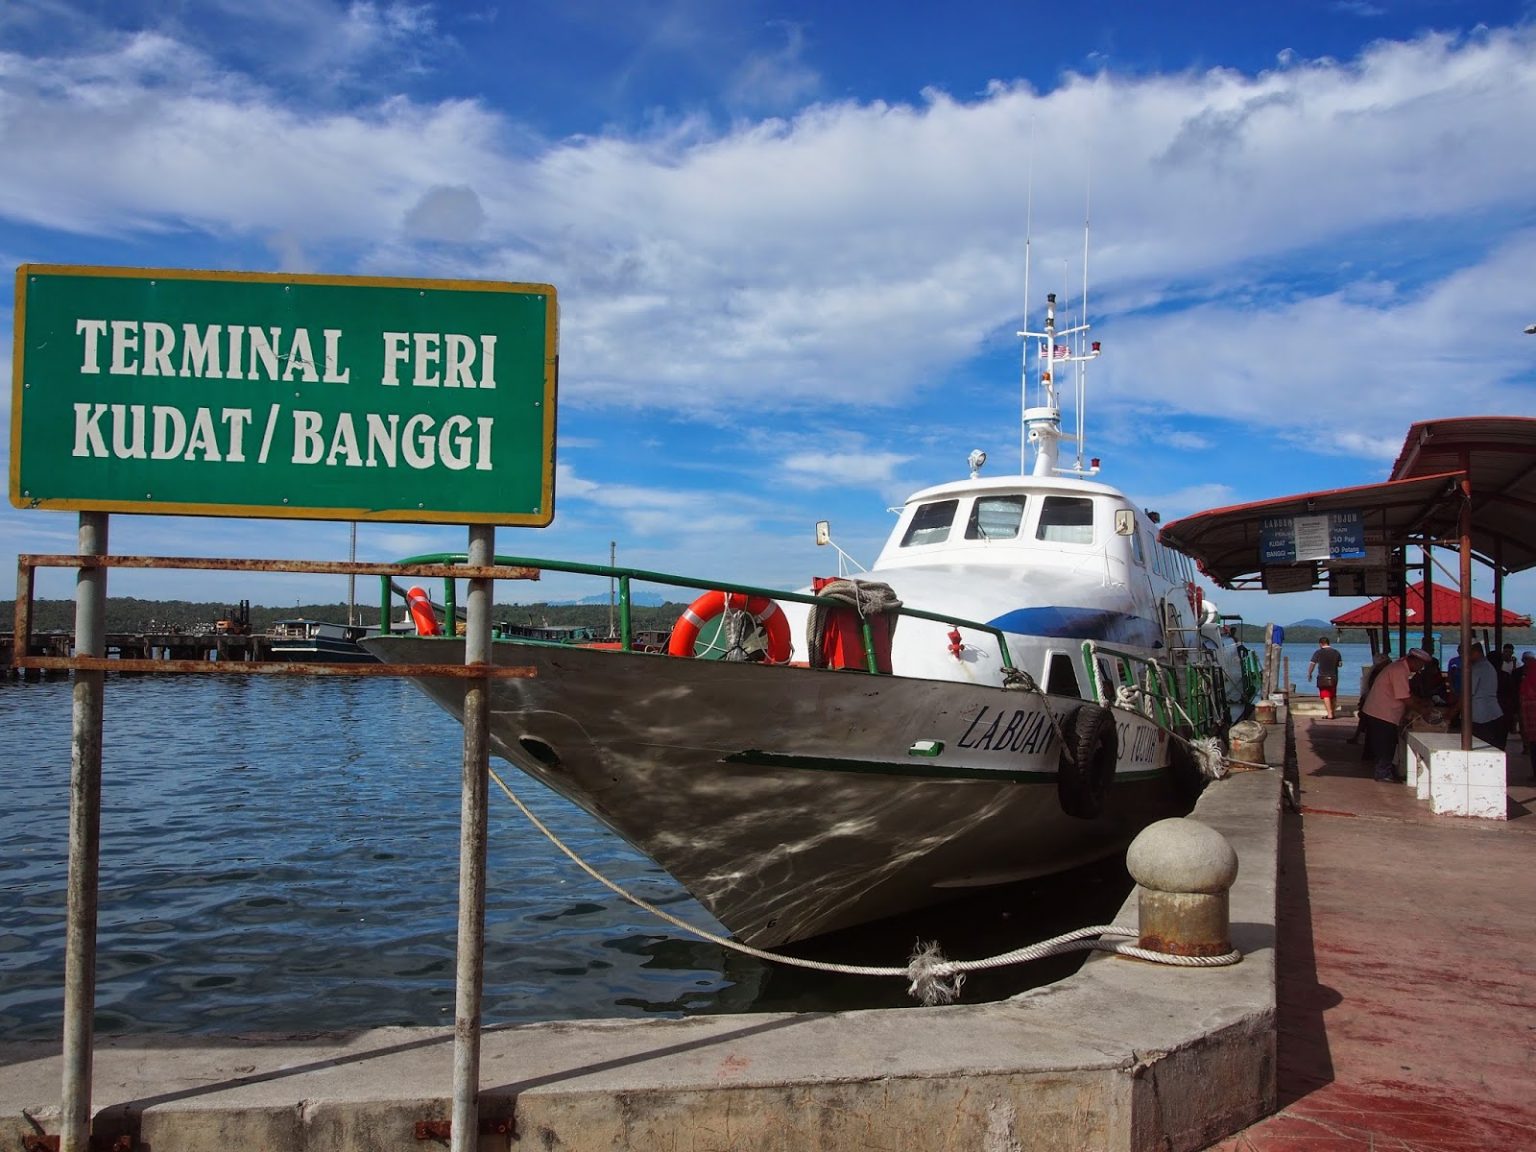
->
xmin=1329 ymin=580 xmax=1531 ymax=628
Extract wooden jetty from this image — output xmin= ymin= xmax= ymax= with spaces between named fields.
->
xmin=2 ymin=630 xmax=277 ymax=678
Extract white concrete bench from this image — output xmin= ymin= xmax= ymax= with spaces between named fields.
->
xmin=1404 ymin=730 xmax=1507 ymax=820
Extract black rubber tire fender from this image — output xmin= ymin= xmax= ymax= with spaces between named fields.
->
xmin=1058 ymin=703 xmax=1118 ymax=820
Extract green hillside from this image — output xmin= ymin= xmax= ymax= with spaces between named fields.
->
xmin=2 ymin=597 xmax=689 ymax=635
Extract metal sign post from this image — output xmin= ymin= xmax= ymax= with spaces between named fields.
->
xmin=11 ymin=266 xmax=557 ymax=1147
xmin=61 ymin=511 xmax=108 ymax=1152
xmin=451 ymin=524 xmax=494 ymax=1152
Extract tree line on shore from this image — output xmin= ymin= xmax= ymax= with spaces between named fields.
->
xmin=7 ymin=599 xmax=1532 ymax=647
xmin=1 ymin=597 xmax=690 ymax=636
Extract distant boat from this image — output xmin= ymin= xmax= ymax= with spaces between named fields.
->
xmin=365 ymin=274 xmax=1261 ymax=949
xmin=267 ymin=619 xmax=378 ymax=663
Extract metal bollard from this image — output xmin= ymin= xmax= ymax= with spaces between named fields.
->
xmin=1125 ymin=817 xmax=1238 ymax=956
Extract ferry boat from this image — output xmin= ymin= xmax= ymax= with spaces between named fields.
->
xmin=365 ymin=288 xmax=1260 ymax=948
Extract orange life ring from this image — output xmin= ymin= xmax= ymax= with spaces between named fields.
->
xmin=1187 ymin=581 xmax=1204 ymax=620
xmin=406 ymin=586 xmax=440 ymax=636
xmin=668 ymin=591 xmax=792 ymax=663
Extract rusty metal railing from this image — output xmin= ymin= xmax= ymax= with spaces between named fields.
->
xmin=12 ymin=553 xmax=544 ymax=679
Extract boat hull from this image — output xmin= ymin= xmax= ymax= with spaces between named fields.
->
xmin=368 ymin=636 xmax=1192 ymax=948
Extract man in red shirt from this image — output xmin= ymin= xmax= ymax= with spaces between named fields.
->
xmin=1360 ymin=648 xmax=1433 ymax=782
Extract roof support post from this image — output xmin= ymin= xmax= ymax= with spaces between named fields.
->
xmin=1458 ymin=460 xmax=1473 ymax=753
xmin=1421 ymin=543 xmax=1434 ymax=657
xmin=1493 ymin=540 xmax=1505 ymax=660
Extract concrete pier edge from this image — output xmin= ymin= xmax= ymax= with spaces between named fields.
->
xmin=1 ymin=728 xmax=1283 ymax=1152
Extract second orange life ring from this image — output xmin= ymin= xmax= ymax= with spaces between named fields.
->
xmin=668 ymin=591 xmax=792 ymax=663
xmin=406 ymin=586 xmax=441 ymax=636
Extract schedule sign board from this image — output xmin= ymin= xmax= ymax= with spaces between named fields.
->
xmin=10 ymin=265 xmax=557 ymax=525
xmin=1258 ymin=510 xmax=1366 ymax=564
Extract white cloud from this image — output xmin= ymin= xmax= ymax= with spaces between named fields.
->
xmin=4 ymin=16 xmax=1536 ymax=613
xmin=2 ymin=25 xmax=1533 ymax=436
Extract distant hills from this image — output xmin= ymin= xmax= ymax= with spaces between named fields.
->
xmin=8 ymin=598 xmax=1531 ymax=645
xmin=2 ymin=594 xmax=688 ymax=635
xmin=552 ymin=590 xmax=667 ymax=607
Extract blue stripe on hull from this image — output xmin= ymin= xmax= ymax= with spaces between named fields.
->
xmin=986 ymin=606 xmax=1163 ymax=648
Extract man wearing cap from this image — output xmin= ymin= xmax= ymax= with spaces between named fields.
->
xmin=1360 ymin=648 xmax=1434 ymax=783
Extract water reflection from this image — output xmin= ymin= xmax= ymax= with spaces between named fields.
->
xmin=1 ymin=675 xmax=1136 ymax=1038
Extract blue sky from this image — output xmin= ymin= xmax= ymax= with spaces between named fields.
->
xmin=3 ymin=0 xmax=1535 ymax=626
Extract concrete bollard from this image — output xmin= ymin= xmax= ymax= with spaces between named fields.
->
xmin=1228 ymin=719 xmax=1267 ymax=767
xmin=1125 ymin=817 xmax=1239 ymax=956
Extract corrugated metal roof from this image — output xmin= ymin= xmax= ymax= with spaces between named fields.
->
xmin=1157 ymin=472 xmax=1463 ymax=588
xmin=1159 ymin=416 xmax=1536 ymax=589
xmin=1329 ymin=580 xmax=1531 ymax=628
xmin=1389 ymin=416 xmax=1536 ymax=575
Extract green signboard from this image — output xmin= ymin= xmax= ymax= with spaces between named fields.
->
xmin=10 ymin=265 xmax=558 ymax=525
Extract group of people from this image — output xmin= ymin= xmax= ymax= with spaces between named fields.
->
xmin=1307 ymin=636 xmax=1536 ymax=783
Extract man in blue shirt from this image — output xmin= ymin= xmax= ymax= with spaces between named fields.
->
xmin=1460 ymin=642 xmax=1507 ymax=749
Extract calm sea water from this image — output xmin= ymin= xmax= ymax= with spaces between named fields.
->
xmin=0 ymin=674 xmax=1131 ymax=1039
xmin=1276 ymin=642 xmax=1377 ymax=694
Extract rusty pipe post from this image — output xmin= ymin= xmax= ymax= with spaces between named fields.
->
xmin=61 ymin=512 xmax=108 ymax=1152
xmin=450 ymin=524 xmax=494 ymax=1152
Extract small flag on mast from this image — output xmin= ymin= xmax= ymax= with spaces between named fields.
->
xmin=1051 ymin=344 xmax=1071 ymax=359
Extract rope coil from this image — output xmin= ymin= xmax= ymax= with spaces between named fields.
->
xmin=806 ymin=579 xmax=901 ymax=668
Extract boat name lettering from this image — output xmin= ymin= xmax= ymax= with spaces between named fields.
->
xmin=73 ymin=320 xmax=500 ymax=389
xmin=1118 ymin=720 xmax=1160 ymax=765
xmin=956 ymin=706 xmax=1056 ymax=755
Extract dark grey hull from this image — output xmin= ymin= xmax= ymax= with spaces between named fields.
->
xmin=365 ymin=636 xmax=1187 ymax=948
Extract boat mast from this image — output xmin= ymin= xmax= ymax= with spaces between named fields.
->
xmin=1076 ymin=173 xmax=1091 ymax=474
xmin=1019 ymin=248 xmax=1101 ymax=477
xmin=1020 ymin=133 xmax=1034 ymax=474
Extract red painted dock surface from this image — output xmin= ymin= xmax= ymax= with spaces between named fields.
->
xmin=1206 ymin=709 xmax=1536 ymax=1151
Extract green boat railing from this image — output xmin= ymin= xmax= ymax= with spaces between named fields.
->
xmin=1082 ymin=640 xmax=1234 ymax=736
xmin=380 ymin=553 xmax=1018 ymax=676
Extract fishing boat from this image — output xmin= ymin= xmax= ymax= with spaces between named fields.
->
xmin=364 ymin=289 xmax=1260 ymax=949
xmin=267 ymin=618 xmax=378 ymax=663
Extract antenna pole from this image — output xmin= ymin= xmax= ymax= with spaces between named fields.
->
xmin=1079 ymin=168 xmax=1091 ymax=473
xmin=1021 ymin=119 xmax=1035 ymax=473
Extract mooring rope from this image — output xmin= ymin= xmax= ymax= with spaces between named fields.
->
xmin=805 ymin=578 xmax=902 ymax=668
xmin=1108 ymin=680 xmax=1270 ymax=779
xmin=486 ymin=766 xmax=1242 ymax=1006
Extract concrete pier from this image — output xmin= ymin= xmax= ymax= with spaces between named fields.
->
xmin=1209 ymin=705 xmax=1536 ymax=1150
xmin=2 ymin=736 xmax=1290 ymax=1151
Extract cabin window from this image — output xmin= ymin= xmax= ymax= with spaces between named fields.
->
xmin=1046 ymin=652 xmax=1081 ymax=698
xmin=965 ymin=496 xmax=1027 ymax=540
xmin=1131 ymin=527 xmax=1147 ymax=567
xmin=1036 ymin=496 xmax=1095 ymax=544
xmin=901 ymin=499 xmax=958 ymax=547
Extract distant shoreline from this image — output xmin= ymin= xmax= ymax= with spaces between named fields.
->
xmin=7 ymin=596 xmax=1534 ymax=646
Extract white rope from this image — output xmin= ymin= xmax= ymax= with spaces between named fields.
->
xmin=487 ymin=766 xmax=1242 ymax=1005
